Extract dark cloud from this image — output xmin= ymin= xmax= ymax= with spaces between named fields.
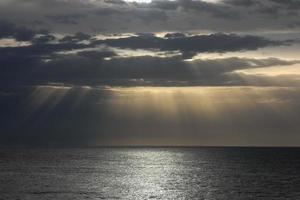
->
xmin=0 ymin=40 xmax=298 ymax=86
xmin=148 ymin=0 xmax=180 ymax=10
xmin=223 ymin=0 xmax=260 ymax=7
xmin=0 ymin=20 xmax=55 ymax=44
xmin=93 ymin=7 xmax=122 ymax=16
xmin=1 ymin=0 xmax=300 ymax=33
xmin=151 ymin=0 xmax=300 ymax=20
xmin=94 ymin=6 xmax=168 ymax=23
xmin=95 ymin=33 xmax=290 ymax=58
xmin=149 ymin=0 xmax=238 ymax=18
xmin=45 ymin=14 xmax=86 ymax=25
xmin=60 ymin=32 xmax=91 ymax=43
xmin=104 ymin=0 xmax=127 ymax=5
xmin=180 ymin=0 xmax=240 ymax=19
xmin=223 ymin=0 xmax=300 ymax=19
xmin=269 ymin=0 xmax=300 ymax=9
xmin=0 ymin=41 xmax=90 ymax=84
xmin=0 ymin=27 xmax=296 ymax=87
xmin=77 ymin=50 xmax=117 ymax=59
xmin=164 ymin=32 xmax=186 ymax=38
xmin=0 ymin=21 xmax=37 ymax=41
xmin=32 ymin=34 xmax=56 ymax=44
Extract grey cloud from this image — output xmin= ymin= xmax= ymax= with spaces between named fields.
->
xmin=223 ymin=0 xmax=260 ymax=7
xmin=1 ymin=0 xmax=300 ymax=34
xmin=2 ymin=29 xmax=288 ymax=60
xmin=164 ymin=32 xmax=186 ymax=38
xmin=1 ymin=42 xmax=297 ymax=86
xmin=0 ymin=20 xmax=36 ymax=41
xmin=93 ymin=6 xmax=168 ymax=23
xmin=32 ymin=34 xmax=56 ymax=44
xmin=45 ymin=14 xmax=86 ymax=25
xmin=0 ymin=20 xmax=55 ymax=43
xmin=149 ymin=0 xmax=238 ymax=18
xmin=133 ymin=9 xmax=168 ymax=23
xmin=95 ymin=33 xmax=290 ymax=58
xmin=0 ymin=41 xmax=91 ymax=84
xmin=77 ymin=50 xmax=117 ymax=59
xmin=269 ymin=0 xmax=300 ymax=9
xmin=0 ymin=28 xmax=297 ymax=86
xmin=231 ymin=73 xmax=300 ymax=87
xmin=180 ymin=0 xmax=239 ymax=19
xmin=60 ymin=32 xmax=91 ymax=43
xmin=93 ymin=7 xmax=122 ymax=16
xmin=104 ymin=0 xmax=127 ymax=5
xmin=29 ymin=55 xmax=300 ymax=86
xmin=223 ymin=0 xmax=300 ymax=19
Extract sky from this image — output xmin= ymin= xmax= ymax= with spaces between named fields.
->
xmin=0 ymin=0 xmax=300 ymax=146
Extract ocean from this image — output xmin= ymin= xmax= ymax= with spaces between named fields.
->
xmin=0 ymin=148 xmax=300 ymax=200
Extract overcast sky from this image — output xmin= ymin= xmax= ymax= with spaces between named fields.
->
xmin=1 ymin=0 xmax=300 ymax=146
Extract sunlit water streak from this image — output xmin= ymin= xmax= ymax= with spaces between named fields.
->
xmin=0 ymin=148 xmax=300 ymax=200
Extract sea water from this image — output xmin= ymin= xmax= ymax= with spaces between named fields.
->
xmin=0 ymin=148 xmax=300 ymax=200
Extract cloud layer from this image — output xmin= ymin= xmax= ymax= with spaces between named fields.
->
xmin=1 ymin=0 xmax=300 ymax=33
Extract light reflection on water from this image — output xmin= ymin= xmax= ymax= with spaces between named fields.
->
xmin=1 ymin=148 xmax=300 ymax=199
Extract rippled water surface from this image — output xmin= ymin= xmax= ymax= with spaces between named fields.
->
xmin=0 ymin=148 xmax=300 ymax=200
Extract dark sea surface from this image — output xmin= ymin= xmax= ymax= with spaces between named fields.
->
xmin=0 ymin=148 xmax=300 ymax=200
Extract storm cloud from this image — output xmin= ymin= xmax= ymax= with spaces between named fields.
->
xmin=94 ymin=33 xmax=289 ymax=58
xmin=0 ymin=20 xmax=43 ymax=41
xmin=0 ymin=38 xmax=298 ymax=86
xmin=1 ymin=0 xmax=300 ymax=33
